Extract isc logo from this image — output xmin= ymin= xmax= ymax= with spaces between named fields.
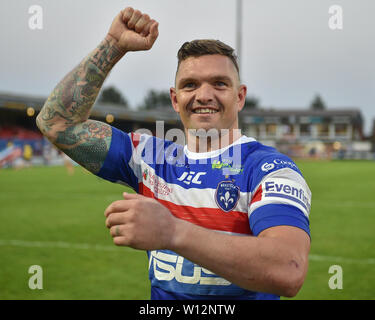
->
xmin=149 ymin=251 xmax=230 ymax=286
xmin=177 ymin=171 xmax=207 ymax=185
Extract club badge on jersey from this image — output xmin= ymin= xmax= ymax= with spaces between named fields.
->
xmin=215 ymin=181 xmax=240 ymax=212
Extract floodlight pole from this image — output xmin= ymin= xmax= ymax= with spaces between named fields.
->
xmin=236 ymin=0 xmax=243 ymax=80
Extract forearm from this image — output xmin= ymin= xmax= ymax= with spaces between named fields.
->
xmin=36 ymin=35 xmax=124 ymax=140
xmin=169 ymin=219 xmax=308 ymax=297
xmin=36 ymin=36 xmax=125 ymax=173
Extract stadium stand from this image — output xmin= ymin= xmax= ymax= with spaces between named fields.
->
xmin=0 ymin=91 xmax=374 ymax=164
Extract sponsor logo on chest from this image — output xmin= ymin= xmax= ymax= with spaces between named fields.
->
xmin=177 ymin=171 xmax=207 ymax=185
xmin=143 ymin=169 xmax=173 ymax=196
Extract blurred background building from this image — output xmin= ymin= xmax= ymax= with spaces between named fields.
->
xmin=0 ymin=91 xmax=374 ymax=168
xmin=241 ymin=108 xmax=370 ymax=159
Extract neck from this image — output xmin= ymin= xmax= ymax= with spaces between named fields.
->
xmin=185 ymin=128 xmax=242 ymax=153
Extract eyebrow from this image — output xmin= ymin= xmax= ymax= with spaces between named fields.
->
xmin=178 ymin=75 xmax=234 ymax=87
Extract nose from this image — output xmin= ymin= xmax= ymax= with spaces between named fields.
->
xmin=195 ymin=82 xmax=214 ymax=105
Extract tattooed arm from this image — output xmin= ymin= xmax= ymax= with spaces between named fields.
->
xmin=37 ymin=37 xmax=123 ymax=173
xmin=36 ymin=7 xmax=159 ymax=174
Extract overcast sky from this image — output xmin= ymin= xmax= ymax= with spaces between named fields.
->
xmin=1 ymin=0 xmax=374 ymax=134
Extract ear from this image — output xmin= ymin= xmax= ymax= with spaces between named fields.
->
xmin=170 ymin=87 xmax=180 ymax=113
xmin=237 ymin=85 xmax=247 ymax=112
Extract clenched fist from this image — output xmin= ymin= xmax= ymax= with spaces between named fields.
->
xmin=105 ymin=192 xmax=177 ymax=250
xmin=107 ymin=7 xmax=159 ymax=53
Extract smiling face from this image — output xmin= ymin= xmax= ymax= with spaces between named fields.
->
xmin=170 ymin=54 xmax=247 ymax=140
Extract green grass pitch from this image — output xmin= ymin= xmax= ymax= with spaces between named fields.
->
xmin=0 ymin=160 xmax=374 ymax=300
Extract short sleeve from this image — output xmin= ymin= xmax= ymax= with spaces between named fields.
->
xmin=96 ymin=126 xmax=141 ymax=190
xmin=248 ymin=165 xmax=312 ymax=237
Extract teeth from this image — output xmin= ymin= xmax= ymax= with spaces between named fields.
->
xmin=194 ymin=108 xmax=218 ymax=114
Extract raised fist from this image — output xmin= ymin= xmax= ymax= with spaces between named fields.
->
xmin=107 ymin=7 xmax=159 ymax=53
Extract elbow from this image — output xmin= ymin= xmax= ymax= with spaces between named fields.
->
xmin=241 ymin=268 xmax=306 ymax=298
xmin=281 ymin=276 xmax=304 ymax=298
xmin=36 ymin=113 xmax=55 ymax=141
xmin=35 ymin=113 xmax=43 ymax=132
xmin=278 ymin=264 xmax=307 ymax=298
xmin=254 ymin=259 xmax=307 ymax=298
xmin=36 ymin=114 xmax=47 ymax=137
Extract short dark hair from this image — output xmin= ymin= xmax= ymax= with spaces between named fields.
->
xmin=176 ymin=39 xmax=239 ymax=76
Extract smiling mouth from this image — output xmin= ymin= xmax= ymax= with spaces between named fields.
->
xmin=192 ymin=108 xmax=219 ymax=114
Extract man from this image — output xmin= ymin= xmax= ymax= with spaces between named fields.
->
xmin=37 ymin=6 xmax=311 ymax=300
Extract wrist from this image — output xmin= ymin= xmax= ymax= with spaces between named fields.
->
xmin=167 ymin=216 xmax=191 ymax=252
xmin=105 ymin=34 xmax=128 ymax=56
xmin=89 ymin=36 xmax=126 ymax=74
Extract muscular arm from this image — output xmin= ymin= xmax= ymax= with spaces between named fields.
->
xmin=36 ymin=7 xmax=159 ymax=174
xmin=170 ymin=221 xmax=310 ymax=297
xmin=105 ymin=193 xmax=310 ymax=297
xmin=36 ymin=36 xmax=123 ymax=173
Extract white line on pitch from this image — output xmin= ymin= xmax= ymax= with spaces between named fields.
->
xmin=309 ymin=254 xmax=375 ymax=265
xmin=0 ymin=239 xmax=140 ymax=253
xmin=0 ymin=239 xmax=374 ymax=265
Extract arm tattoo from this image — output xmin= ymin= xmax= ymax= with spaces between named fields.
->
xmin=55 ymin=120 xmax=112 ymax=174
xmin=37 ymin=37 xmax=124 ymax=174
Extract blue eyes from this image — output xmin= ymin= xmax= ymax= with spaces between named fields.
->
xmin=183 ymin=82 xmax=227 ymax=89
xmin=215 ymin=81 xmax=226 ymax=87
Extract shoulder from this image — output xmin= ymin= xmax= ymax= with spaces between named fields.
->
xmin=239 ymin=139 xmax=311 ymax=200
xmin=240 ymin=138 xmax=301 ymax=175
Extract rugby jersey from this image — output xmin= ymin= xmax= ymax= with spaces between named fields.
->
xmin=97 ymin=126 xmax=312 ymax=300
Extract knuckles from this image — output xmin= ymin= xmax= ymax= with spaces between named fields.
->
xmin=133 ymin=10 xmax=142 ymax=17
xmin=106 ymin=215 xmax=116 ymax=228
xmin=123 ymin=7 xmax=134 ymax=16
xmin=142 ymin=14 xmax=150 ymax=22
xmin=105 ymin=202 xmax=118 ymax=217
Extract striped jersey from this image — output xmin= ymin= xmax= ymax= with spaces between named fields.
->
xmin=97 ymin=127 xmax=312 ymax=300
